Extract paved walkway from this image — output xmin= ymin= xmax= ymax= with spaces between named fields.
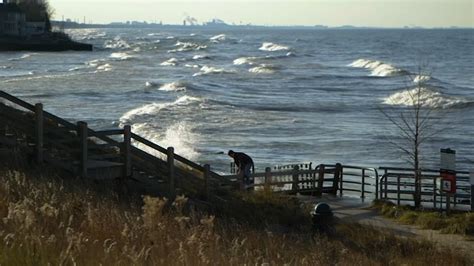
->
xmin=301 ymin=194 xmax=474 ymax=263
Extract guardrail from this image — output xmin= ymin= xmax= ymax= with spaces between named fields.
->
xmin=379 ymin=167 xmax=472 ymax=209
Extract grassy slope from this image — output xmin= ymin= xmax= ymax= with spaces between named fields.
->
xmin=0 ymin=166 xmax=470 ymax=265
xmin=371 ymin=200 xmax=474 ymax=236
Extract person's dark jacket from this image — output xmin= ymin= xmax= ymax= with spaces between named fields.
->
xmin=233 ymin=152 xmax=254 ymax=168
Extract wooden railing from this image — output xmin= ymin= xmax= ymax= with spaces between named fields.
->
xmin=0 ymin=90 xmax=233 ymax=200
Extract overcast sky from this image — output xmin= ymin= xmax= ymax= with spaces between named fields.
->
xmin=48 ymin=0 xmax=473 ymax=27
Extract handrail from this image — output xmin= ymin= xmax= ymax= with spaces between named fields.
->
xmin=379 ymin=166 xmax=469 ymax=175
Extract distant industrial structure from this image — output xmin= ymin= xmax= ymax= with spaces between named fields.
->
xmin=0 ymin=0 xmax=47 ymax=37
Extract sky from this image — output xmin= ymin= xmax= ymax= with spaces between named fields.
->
xmin=47 ymin=0 xmax=473 ymax=27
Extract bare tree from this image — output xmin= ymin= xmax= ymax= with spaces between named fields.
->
xmin=379 ymin=67 xmax=443 ymax=208
xmin=17 ymin=0 xmax=55 ymax=31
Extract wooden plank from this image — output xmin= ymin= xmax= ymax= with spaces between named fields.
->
xmin=123 ymin=125 xmax=132 ymax=177
xmin=34 ymin=103 xmax=43 ymax=164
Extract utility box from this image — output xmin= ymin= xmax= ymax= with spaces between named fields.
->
xmin=440 ymin=148 xmax=456 ymax=194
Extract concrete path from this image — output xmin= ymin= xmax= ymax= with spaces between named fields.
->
xmin=301 ymin=194 xmax=474 ymax=263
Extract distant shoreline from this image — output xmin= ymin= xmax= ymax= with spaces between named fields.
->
xmin=51 ymin=21 xmax=473 ymax=31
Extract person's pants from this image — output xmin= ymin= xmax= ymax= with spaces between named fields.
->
xmin=241 ymin=164 xmax=254 ymax=189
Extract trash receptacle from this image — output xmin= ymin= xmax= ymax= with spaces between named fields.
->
xmin=311 ymin=202 xmax=334 ymax=235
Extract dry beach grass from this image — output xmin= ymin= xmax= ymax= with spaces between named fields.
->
xmin=0 ymin=166 xmax=470 ymax=265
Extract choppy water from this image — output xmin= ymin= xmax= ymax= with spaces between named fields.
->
xmin=1 ymin=27 xmax=473 ymax=173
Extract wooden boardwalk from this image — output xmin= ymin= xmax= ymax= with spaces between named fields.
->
xmin=0 ymin=90 xmax=472 ymax=209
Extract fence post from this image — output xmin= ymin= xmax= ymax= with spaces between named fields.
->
xmin=375 ymin=170 xmax=379 ymax=200
xmin=397 ymin=174 xmax=401 ymax=206
xmin=384 ymin=175 xmax=388 ymax=199
xmin=470 ymin=170 xmax=474 ymax=211
xmin=34 ymin=103 xmax=43 ymax=164
xmin=204 ymin=164 xmax=210 ymax=200
xmin=265 ymin=167 xmax=272 ymax=190
xmin=167 ymin=147 xmax=175 ymax=199
xmin=77 ymin=121 xmax=88 ymax=178
xmin=361 ymin=168 xmax=366 ymax=199
xmin=332 ymin=163 xmax=342 ymax=195
xmin=317 ymin=164 xmax=325 ymax=196
xmin=123 ymin=125 xmax=132 ymax=178
xmin=292 ymin=165 xmax=300 ymax=193
xmin=433 ymin=176 xmax=437 ymax=209
xmin=339 ymin=167 xmax=344 ymax=197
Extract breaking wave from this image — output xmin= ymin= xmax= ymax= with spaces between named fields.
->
xmin=130 ymin=121 xmax=200 ymax=160
xmin=159 ymin=81 xmax=187 ymax=92
xmin=249 ymin=64 xmax=277 ymax=74
xmin=210 ymin=34 xmax=226 ymax=42
xmin=120 ymin=95 xmax=202 ymax=123
xmin=259 ymin=42 xmax=290 ymax=52
xmin=104 ymin=37 xmax=130 ymax=49
xmin=8 ymin=53 xmax=35 ymax=61
xmin=233 ymin=56 xmax=258 ymax=65
xmin=168 ymin=41 xmax=207 ymax=53
xmin=192 ymin=54 xmax=210 ymax=60
xmin=349 ymin=59 xmax=404 ymax=77
xmin=96 ymin=63 xmax=113 ymax=72
xmin=160 ymin=58 xmax=179 ymax=66
xmin=413 ymin=75 xmax=431 ymax=83
xmin=383 ymin=87 xmax=471 ymax=109
xmin=110 ymin=52 xmax=135 ymax=60
xmin=193 ymin=65 xmax=235 ymax=77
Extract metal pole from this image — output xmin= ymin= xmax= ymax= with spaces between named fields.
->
xmin=361 ymin=168 xmax=366 ymax=199
xmin=397 ymin=174 xmax=401 ymax=206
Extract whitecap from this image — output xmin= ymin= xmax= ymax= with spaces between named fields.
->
xmin=193 ymin=65 xmax=234 ymax=76
xmin=8 ymin=53 xmax=35 ymax=61
xmin=160 ymin=58 xmax=179 ymax=66
xmin=120 ymin=95 xmax=202 ymax=123
xmin=259 ymin=42 xmax=290 ymax=52
xmin=145 ymin=81 xmax=159 ymax=88
xmin=413 ymin=75 xmax=431 ymax=83
xmin=110 ymin=52 xmax=135 ymax=60
xmin=159 ymin=81 xmax=187 ymax=91
xmin=104 ymin=37 xmax=130 ymax=49
xmin=184 ymin=64 xmax=200 ymax=68
xmin=210 ymin=34 xmax=226 ymax=42
xmin=383 ymin=87 xmax=469 ymax=109
xmin=96 ymin=64 xmax=112 ymax=72
xmin=233 ymin=56 xmax=258 ymax=65
xmin=349 ymin=58 xmax=403 ymax=77
xmin=192 ymin=54 xmax=209 ymax=60
xmin=168 ymin=41 xmax=207 ymax=53
xmin=248 ymin=64 xmax=276 ymax=74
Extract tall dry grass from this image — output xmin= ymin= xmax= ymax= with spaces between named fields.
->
xmin=0 ymin=168 xmax=470 ymax=265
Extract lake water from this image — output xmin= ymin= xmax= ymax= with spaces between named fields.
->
xmin=1 ymin=27 xmax=473 ymax=173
